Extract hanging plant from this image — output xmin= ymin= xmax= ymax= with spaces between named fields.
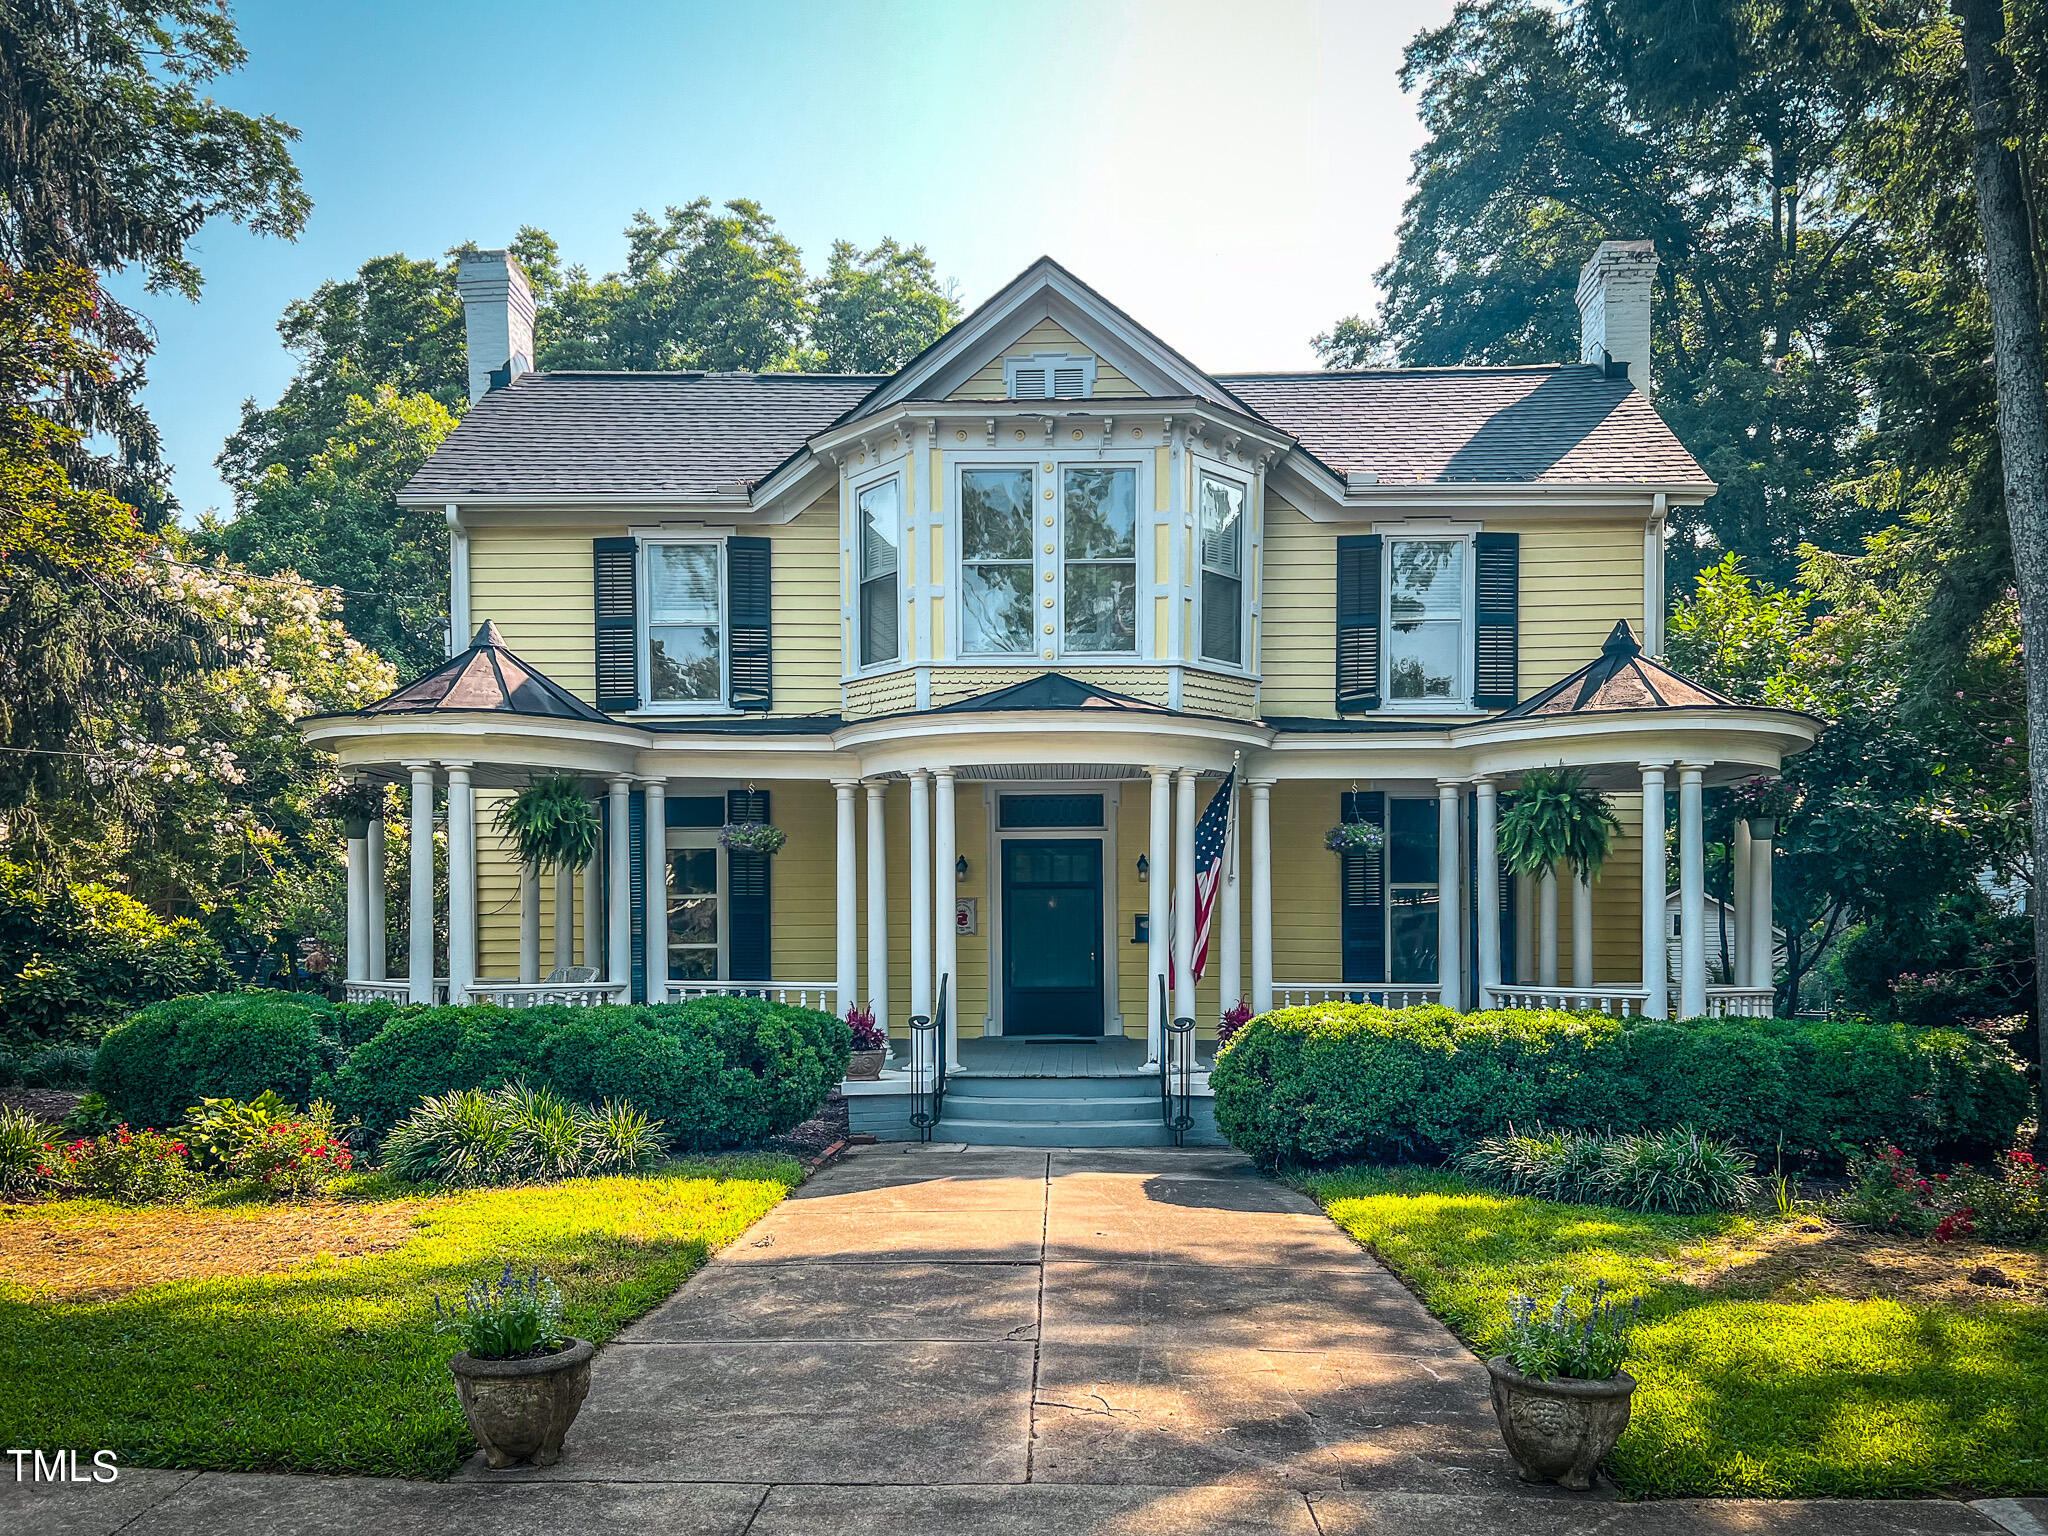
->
xmin=312 ymin=780 xmax=387 ymax=838
xmin=1499 ymin=767 xmax=1623 ymax=882
xmin=720 ymin=821 xmax=787 ymax=856
xmin=1325 ymin=821 xmax=1385 ymax=855
xmin=1727 ymin=775 xmax=1796 ymax=838
xmin=494 ymin=775 xmax=600 ymax=871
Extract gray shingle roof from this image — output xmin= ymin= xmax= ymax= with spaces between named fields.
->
xmin=399 ymin=371 xmax=885 ymax=500
xmin=1218 ymin=365 xmax=1710 ymax=486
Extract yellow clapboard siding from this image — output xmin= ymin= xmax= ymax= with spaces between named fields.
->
xmin=947 ymin=318 xmax=1143 ymax=401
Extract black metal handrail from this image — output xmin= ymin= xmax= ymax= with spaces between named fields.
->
xmin=1156 ymin=974 xmax=1171 ymax=1129
xmin=1164 ymin=1014 xmax=1195 ymax=1146
xmin=908 ymin=975 xmax=950 ymax=1142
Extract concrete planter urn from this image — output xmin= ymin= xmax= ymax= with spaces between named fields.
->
xmin=449 ymin=1338 xmax=594 ymax=1468
xmin=846 ymin=1048 xmax=887 ymax=1080
xmin=1484 ymin=1357 xmax=1635 ymax=1490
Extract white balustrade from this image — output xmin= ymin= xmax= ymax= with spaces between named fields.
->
xmin=664 ymin=980 xmax=841 ymax=1014
xmin=343 ymin=979 xmax=430 ymax=1005
xmin=463 ymin=979 xmax=629 ymax=1008
xmin=1704 ymin=986 xmax=1776 ymax=1018
xmin=1272 ymin=984 xmax=1442 ymax=1010
xmin=1486 ymin=986 xmax=1651 ymax=1017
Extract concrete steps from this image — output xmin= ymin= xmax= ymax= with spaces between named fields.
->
xmin=936 ymin=1074 xmax=1174 ymax=1148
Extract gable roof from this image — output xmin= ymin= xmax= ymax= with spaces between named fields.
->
xmin=398 ymin=371 xmax=882 ymax=501
xmin=930 ymin=672 xmax=1167 ymax=714
xmin=357 ymin=620 xmax=612 ymax=722
xmin=1220 ymin=366 xmax=1710 ymax=487
xmin=1498 ymin=620 xmax=1734 ymax=719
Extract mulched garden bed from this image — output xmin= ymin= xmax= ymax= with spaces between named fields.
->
xmin=0 ymin=1087 xmax=84 ymax=1123
xmin=758 ymin=1089 xmax=850 ymax=1169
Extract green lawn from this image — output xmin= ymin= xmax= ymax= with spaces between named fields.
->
xmin=1299 ymin=1167 xmax=2048 ymax=1499
xmin=0 ymin=1157 xmax=799 ymax=1477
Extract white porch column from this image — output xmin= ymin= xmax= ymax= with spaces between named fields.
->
xmin=1146 ymin=767 xmax=1172 ymax=1057
xmin=553 ymin=863 xmax=574 ymax=971
xmin=1731 ymin=820 xmax=1753 ymax=987
xmin=1571 ymin=869 xmax=1594 ymax=990
xmin=833 ymin=780 xmax=859 ymax=1020
xmin=1475 ymin=778 xmax=1500 ymax=1007
xmin=518 ymin=860 xmax=541 ymax=984
xmin=344 ymin=823 xmax=370 ymax=985
xmin=1248 ymin=778 xmax=1274 ymax=1017
xmin=1678 ymin=763 xmax=1708 ymax=1018
xmin=644 ymin=780 xmax=667 ymax=999
xmin=1515 ymin=871 xmax=1537 ymax=985
xmin=1539 ymin=867 xmax=1560 ymax=987
xmin=1641 ymin=764 xmax=1669 ymax=1018
xmin=865 ymin=781 xmax=890 ymax=1039
xmin=406 ymin=763 xmax=436 ymax=1003
xmin=1436 ymin=781 xmax=1463 ymax=1010
xmin=365 ymin=813 xmax=386 ymax=980
xmin=908 ymin=769 xmax=932 ymax=1021
xmin=1747 ymin=822 xmax=1775 ymax=1003
xmin=581 ymin=821 xmax=602 ymax=973
xmin=934 ymin=768 xmax=959 ymax=1069
xmin=1173 ymin=768 xmax=1198 ymax=1022
xmin=607 ymin=775 xmax=632 ymax=989
xmin=1217 ymin=786 xmax=1242 ymax=1023
xmin=446 ymin=762 xmax=477 ymax=998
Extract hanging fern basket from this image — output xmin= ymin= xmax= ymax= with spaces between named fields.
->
xmin=495 ymin=776 xmax=601 ymax=871
xmin=1498 ymin=767 xmax=1623 ymax=882
xmin=720 ymin=821 xmax=787 ymax=856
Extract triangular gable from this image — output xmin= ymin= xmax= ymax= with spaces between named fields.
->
xmin=842 ymin=256 xmax=1251 ymax=421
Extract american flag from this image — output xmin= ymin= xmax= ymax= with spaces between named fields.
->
xmin=1170 ymin=768 xmax=1235 ymax=988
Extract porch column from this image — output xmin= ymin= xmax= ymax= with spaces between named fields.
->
xmin=934 ymin=769 xmax=959 ymax=1068
xmin=644 ymin=780 xmax=667 ymax=1000
xmin=833 ymin=780 xmax=859 ymax=1021
xmin=553 ymin=864 xmax=574 ymax=971
xmin=406 ymin=763 xmax=435 ymax=1004
xmin=581 ymin=819 xmax=602 ymax=972
xmin=607 ymin=775 xmax=632 ymax=988
xmin=1248 ymin=778 xmax=1274 ymax=1017
xmin=1436 ymin=781 xmax=1464 ymax=1010
xmin=445 ymin=762 xmax=477 ymax=999
xmin=1475 ymin=778 xmax=1500 ymax=1007
xmin=1217 ymin=785 xmax=1241 ymax=1024
xmin=365 ymin=813 xmax=386 ymax=980
xmin=1747 ymin=821 xmax=1775 ymax=1005
xmin=518 ymin=860 xmax=541 ymax=984
xmin=908 ymin=769 xmax=932 ymax=1021
xmin=1538 ymin=867 xmax=1560 ymax=987
xmin=1173 ymin=767 xmax=1197 ymax=1022
xmin=1640 ymin=763 xmax=1669 ymax=1018
xmin=1146 ymin=766 xmax=1171 ymax=1059
xmin=1515 ymin=871 xmax=1537 ymax=984
xmin=1731 ymin=820 xmax=1753 ymax=987
xmin=1678 ymin=763 xmax=1708 ymax=1018
xmin=865 ymin=781 xmax=890 ymax=1040
xmin=344 ymin=820 xmax=369 ymax=985
xmin=1571 ymin=870 xmax=1594 ymax=990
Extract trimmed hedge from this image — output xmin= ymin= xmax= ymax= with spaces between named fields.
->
xmin=329 ymin=996 xmax=849 ymax=1150
xmin=92 ymin=994 xmax=342 ymax=1130
xmin=1210 ymin=1004 xmax=2030 ymax=1170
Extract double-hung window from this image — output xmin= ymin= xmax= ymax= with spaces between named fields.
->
xmin=1386 ymin=537 xmax=1466 ymax=703
xmin=646 ymin=543 xmax=723 ymax=706
xmin=960 ymin=467 xmax=1036 ymax=654
xmin=1062 ymin=466 xmax=1136 ymax=653
xmin=857 ymin=477 xmax=900 ymax=668
xmin=1198 ymin=472 xmax=1245 ymax=665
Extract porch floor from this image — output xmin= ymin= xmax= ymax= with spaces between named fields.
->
xmin=943 ymin=1034 xmax=1215 ymax=1078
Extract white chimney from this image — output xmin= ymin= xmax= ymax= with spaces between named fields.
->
xmin=1576 ymin=239 xmax=1658 ymax=392
xmin=456 ymin=249 xmax=536 ymax=403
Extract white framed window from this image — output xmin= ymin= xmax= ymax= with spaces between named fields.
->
xmin=644 ymin=541 xmax=725 ymax=708
xmin=1061 ymin=465 xmax=1137 ymax=653
xmin=960 ymin=465 xmax=1037 ymax=654
xmin=1384 ymin=535 xmax=1470 ymax=705
xmin=1197 ymin=469 xmax=1246 ymax=666
xmin=664 ymin=830 xmax=726 ymax=981
xmin=855 ymin=475 xmax=901 ymax=669
xmin=1005 ymin=352 xmax=1096 ymax=400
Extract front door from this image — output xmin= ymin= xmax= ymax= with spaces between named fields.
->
xmin=1001 ymin=839 xmax=1104 ymax=1036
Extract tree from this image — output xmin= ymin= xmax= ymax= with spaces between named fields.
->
xmin=809 ymin=238 xmax=960 ymax=372
xmin=1953 ymin=0 xmax=2048 ymax=1144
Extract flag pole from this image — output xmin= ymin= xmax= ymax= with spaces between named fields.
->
xmin=1225 ymin=750 xmax=1242 ymax=883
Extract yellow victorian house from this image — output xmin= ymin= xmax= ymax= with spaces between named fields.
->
xmin=302 ymin=241 xmax=1816 ymax=1144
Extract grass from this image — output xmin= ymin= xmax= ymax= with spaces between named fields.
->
xmin=0 ymin=1156 xmax=800 ymax=1477
xmin=1299 ymin=1166 xmax=2048 ymax=1500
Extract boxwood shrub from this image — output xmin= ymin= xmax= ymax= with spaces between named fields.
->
xmin=1210 ymin=1003 xmax=2030 ymax=1170
xmin=92 ymin=994 xmax=342 ymax=1130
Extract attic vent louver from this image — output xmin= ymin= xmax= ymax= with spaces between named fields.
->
xmin=1006 ymin=352 xmax=1095 ymax=400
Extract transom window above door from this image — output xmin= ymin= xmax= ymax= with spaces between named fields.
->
xmin=1386 ymin=537 xmax=1467 ymax=703
xmin=959 ymin=463 xmax=1139 ymax=658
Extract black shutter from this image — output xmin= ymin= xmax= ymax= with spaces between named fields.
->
xmin=727 ymin=789 xmax=771 ymax=981
xmin=1473 ymin=532 xmax=1520 ymax=709
xmin=629 ymin=790 xmax=647 ymax=1003
xmin=727 ymin=537 xmax=772 ymax=712
xmin=1336 ymin=534 xmax=1382 ymax=712
xmin=594 ymin=537 xmax=639 ymax=712
xmin=1340 ymin=791 xmax=1386 ymax=985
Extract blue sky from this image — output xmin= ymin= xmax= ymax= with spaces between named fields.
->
xmin=125 ymin=0 xmax=1455 ymax=519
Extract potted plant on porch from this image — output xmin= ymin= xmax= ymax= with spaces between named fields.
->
xmin=1727 ymin=775 xmax=1795 ymax=840
xmin=494 ymin=775 xmax=600 ymax=875
xmin=437 ymin=1261 xmax=594 ymax=1469
xmin=1498 ymin=767 xmax=1623 ymax=884
xmin=1485 ymin=1282 xmax=1639 ymax=1490
xmin=845 ymin=1001 xmax=887 ymax=1079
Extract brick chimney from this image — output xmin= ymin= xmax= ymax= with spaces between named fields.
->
xmin=456 ymin=249 xmax=536 ymax=403
xmin=1576 ymin=239 xmax=1658 ymax=392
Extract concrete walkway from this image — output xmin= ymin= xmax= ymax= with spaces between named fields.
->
xmin=8 ymin=1146 xmax=2046 ymax=1535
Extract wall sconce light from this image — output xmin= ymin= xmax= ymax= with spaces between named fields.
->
xmin=955 ymin=854 xmax=969 ymax=882
xmin=1136 ymin=853 xmax=1149 ymax=883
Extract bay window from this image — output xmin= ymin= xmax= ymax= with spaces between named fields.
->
xmin=646 ymin=542 xmax=723 ymax=705
xmin=857 ymin=477 xmax=900 ymax=668
xmin=1386 ymin=537 xmax=1466 ymax=703
xmin=960 ymin=467 xmax=1036 ymax=654
xmin=1198 ymin=472 xmax=1244 ymax=665
xmin=1062 ymin=466 xmax=1136 ymax=653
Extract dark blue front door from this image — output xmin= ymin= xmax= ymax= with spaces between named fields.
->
xmin=1001 ymin=839 xmax=1103 ymax=1036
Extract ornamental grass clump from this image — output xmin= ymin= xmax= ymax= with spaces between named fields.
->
xmin=1501 ymin=1282 xmax=1639 ymax=1382
xmin=0 ymin=1105 xmax=61 ymax=1197
xmin=434 ymin=1261 xmax=568 ymax=1360
xmin=1459 ymin=1126 xmax=1758 ymax=1214
xmin=383 ymin=1083 xmax=664 ymax=1187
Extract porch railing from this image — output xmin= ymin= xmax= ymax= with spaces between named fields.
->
xmin=1157 ymin=974 xmax=1195 ymax=1146
xmin=464 ymin=979 xmax=629 ymax=1008
xmin=907 ymin=975 xmax=949 ymax=1143
xmin=1705 ymin=986 xmax=1776 ymax=1018
xmin=1487 ymin=986 xmax=1652 ymax=1016
xmin=662 ymin=980 xmax=840 ymax=1013
xmin=1273 ymin=984 xmax=1442 ymax=1009
xmin=343 ymin=979 xmax=449 ymax=1005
